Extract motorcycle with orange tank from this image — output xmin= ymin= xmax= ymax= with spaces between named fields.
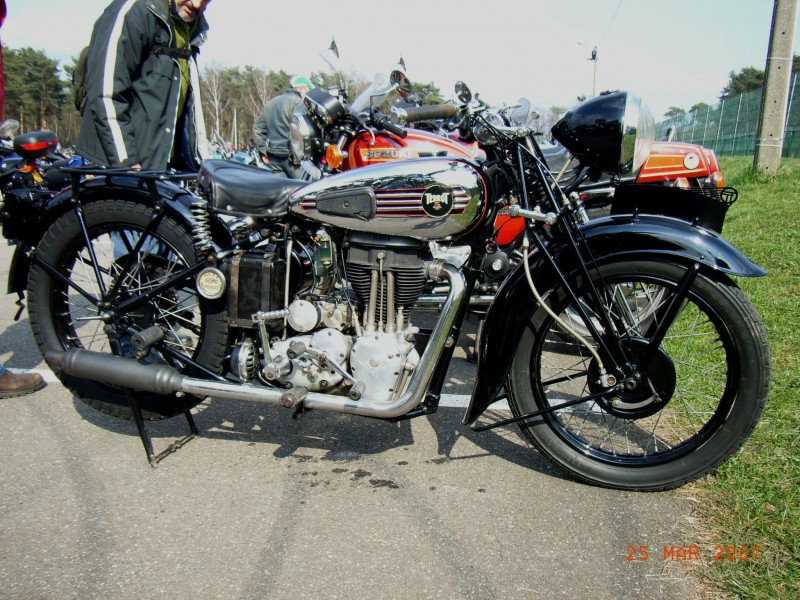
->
xmin=6 ymin=79 xmax=770 ymax=490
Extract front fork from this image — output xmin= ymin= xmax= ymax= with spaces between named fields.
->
xmin=521 ymin=152 xmax=634 ymax=381
xmin=520 ymin=151 xmax=703 ymax=393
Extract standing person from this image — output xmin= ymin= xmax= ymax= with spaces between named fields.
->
xmin=252 ymin=76 xmax=314 ymax=179
xmin=76 ymin=0 xmax=212 ymax=171
xmin=0 ymin=0 xmax=46 ymax=398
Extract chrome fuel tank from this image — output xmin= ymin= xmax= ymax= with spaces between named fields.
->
xmin=290 ymin=158 xmax=487 ymax=241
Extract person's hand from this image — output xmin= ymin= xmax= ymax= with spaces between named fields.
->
xmin=130 ymin=163 xmax=142 ymax=170
xmin=261 ymin=155 xmax=270 ymax=165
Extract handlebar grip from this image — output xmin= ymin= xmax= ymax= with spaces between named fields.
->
xmin=396 ymin=103 xmax=459 ymax=124
xmin=372 ymin=112 xmax=408 ymax=138
xmin=383 ymin=120 xmax=408 ymax=138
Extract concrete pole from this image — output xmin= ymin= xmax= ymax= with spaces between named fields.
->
xmin=754 ymin=0 xmax=799 ymax=173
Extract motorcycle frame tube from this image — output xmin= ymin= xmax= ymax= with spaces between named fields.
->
xmin=461 ymin=214 xmax=767 ymax=426
xmin=6 ymin=173 xmax=228 ymax=295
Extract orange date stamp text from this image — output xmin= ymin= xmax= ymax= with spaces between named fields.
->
xmin=626 ymin=545 xmax=761 ymax=561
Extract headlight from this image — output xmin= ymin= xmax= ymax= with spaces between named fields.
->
xmin=551 ymin=91 xmax=655 ymax=175
xmin=290 ymin=114 xmax=316 ymax=161
xmin=304 ymin=87 xmax=345 ymax=125
xmin=474 ymin=112 xmax=504 ymax=145
xmin=622 ymin=94 xmax=655 ymax=174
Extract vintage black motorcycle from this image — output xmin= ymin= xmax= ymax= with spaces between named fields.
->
xmin=4 ymin=85 xmax=770 ymax=490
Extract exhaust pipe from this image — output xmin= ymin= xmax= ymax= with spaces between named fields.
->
xmin=45 ymin=260 xmax=468 ymax=419
xmin=45 ymin=350 xmax=186 ymax=395
xmin=45 ymin=349 xmax=292 ymax=406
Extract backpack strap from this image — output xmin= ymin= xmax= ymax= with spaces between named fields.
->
xmin=152 ymin=46 xmax=193 ymax=59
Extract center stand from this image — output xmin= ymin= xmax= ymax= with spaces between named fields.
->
xmin=125 ymin=390 xmax=199 ymax=467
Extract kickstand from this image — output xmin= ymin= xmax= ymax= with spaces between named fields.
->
xmin=125 ymin=390 xmax=199 ymax=468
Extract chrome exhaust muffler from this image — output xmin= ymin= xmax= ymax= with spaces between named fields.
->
xmin=45 ymin=260 xmax=467 ymax=419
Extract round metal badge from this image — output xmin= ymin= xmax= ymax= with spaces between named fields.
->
xmin=421 ymin=185 xmax=454 ymax=218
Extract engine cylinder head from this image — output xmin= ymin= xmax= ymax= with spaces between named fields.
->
xmin=345 ymin=235 xmax=428 ymax=309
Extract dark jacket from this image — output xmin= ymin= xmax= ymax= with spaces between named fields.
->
xmin=252 ymin=89 xmax=304 ymax=158
xmin=76 ymin=0 xmax=210 ymax=170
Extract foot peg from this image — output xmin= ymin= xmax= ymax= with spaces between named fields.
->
xmin=348 ymin=381 xmax=365 ymax=400
xmin=280 ymin=386 xmax=308 ymax=408
xmin=131 ymin=325 xmax=165 ymax=351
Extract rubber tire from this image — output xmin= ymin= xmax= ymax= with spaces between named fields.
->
xmin=28 ymin=199 xmax=229 ymax=420
xmin=508 ymin=259 xmax=770 ymax=491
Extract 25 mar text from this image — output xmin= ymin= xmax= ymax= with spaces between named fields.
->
xmin=626 ymin=545 xmax=761 ymax=561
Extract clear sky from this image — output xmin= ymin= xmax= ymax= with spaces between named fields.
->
xmin=3 ymin=0 xmax=799 ymax=120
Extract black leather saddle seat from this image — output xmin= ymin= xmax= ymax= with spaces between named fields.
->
xmin=197 ymin=159 xmax=307 ymax=217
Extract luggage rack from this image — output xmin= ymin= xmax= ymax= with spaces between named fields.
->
xmin=610 ymin=184 xmax=738 ymax=234
xmin=696 ymin=185 xmax=738 ymax=205
xmin=60 ymin=165 xmax=198 ymax=200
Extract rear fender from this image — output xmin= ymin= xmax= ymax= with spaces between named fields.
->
xmin=7 ymin=174 xmax=229 ymax=294
xmin=462 ymin=215 xmax=766 ymax=426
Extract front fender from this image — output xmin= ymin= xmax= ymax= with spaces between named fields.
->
xmin=462 ymin=215 xmax=766 ymax=426
xmin=7 ymin=174 xmax=227 ymax=295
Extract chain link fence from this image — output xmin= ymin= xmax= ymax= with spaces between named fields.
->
xmin=656 ymin=74 xmax=800 ymax=157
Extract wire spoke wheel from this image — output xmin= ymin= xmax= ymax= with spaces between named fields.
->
xmin=28 ymin=200 xmax=228 ymax=419
xmin=64 ymin=229 xmax=201 ymax=358
xmin=509 ymin=259 xmax=770 ymax=490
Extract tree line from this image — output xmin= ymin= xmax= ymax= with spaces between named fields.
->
xmin=3 ymin=42 xmax=793 ymax=147
xmin=662 ymin=55 xmax=800 ymax=119
xmin=0 ymin=44 xmax=446 ymax=149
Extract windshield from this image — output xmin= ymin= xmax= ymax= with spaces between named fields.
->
xmin=509 ymin=98 xmax=535 ymax=127
xmin=350 ymin=71 xmax=405 ymax=114
xmin=316 ymin=40 xmax=410 ymax=115
xmin=0 ymin=119 xmax=20 ymax=139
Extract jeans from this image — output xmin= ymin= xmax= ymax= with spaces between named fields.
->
xmin=267 ymin=154 xmax=305 ymax=179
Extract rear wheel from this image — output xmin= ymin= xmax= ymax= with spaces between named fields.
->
xmin=509 ymin=259 xmax=770 ymax=490
xmin=28 ymin=199 xmax=229 ymax=419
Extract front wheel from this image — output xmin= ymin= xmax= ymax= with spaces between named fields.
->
xmin=508 ymin=259 xmax=770 ymax=490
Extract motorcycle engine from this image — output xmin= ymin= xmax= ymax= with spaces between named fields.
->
xmin=244 ymin=231 xmax=429 ymax=404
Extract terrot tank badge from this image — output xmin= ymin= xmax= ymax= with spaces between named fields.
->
xmin=421 ymin=185 xmax=453 ymax=218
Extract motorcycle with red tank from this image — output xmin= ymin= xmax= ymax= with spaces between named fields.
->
xmin=295 ymin=61 xmax=728 ymax=193
xmin=2 ymin=81 xmax=770 ymax=490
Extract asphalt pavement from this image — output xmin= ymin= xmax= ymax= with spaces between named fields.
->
xmin=0 ymin=239 xmax=700 ymax=599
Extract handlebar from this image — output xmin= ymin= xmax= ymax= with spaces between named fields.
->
xmin=394 ymin=103 xmax=459 ymax=124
